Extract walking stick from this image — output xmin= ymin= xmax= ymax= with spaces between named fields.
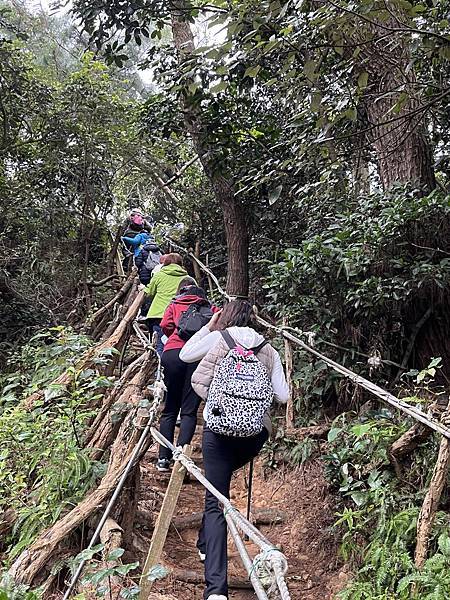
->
xmin=245 ymin=459 xmax=254 ymax=540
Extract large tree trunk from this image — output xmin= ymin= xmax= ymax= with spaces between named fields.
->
xmin=170 ymin=1 xmax=249 ymax=296
xmin=365 ymin=70 xmax=436 ymax=192
xmin=215 ymin=176 xmax=249 ymax=296
xmin=356 ymin=4 xmax=436 ymax=191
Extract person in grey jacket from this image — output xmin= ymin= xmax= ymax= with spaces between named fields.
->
xmin=180 ymin=300 xmax=289 ymax=600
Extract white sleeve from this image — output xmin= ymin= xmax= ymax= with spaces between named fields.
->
xmin=270 ymin=350 xmax=290 ymax=404
xmin=179 ymin=327 xmax=221 ymax=363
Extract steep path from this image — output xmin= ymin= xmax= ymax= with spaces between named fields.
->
xmin=133 ymin=423 xmax=348 ymax=599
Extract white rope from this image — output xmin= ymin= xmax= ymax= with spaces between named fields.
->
xmin=257 ymin=315 xmax=450 ymax=440
xmin=165 ymin=237 xmax=233 ymax=300
xmin=151 ymin=428 xmax=291 ymax=599
xmin=225 ymin=514 xmax=270 ymax=600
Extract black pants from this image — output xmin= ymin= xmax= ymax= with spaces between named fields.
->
xmin=198 ymin=427 xmax=269 ymax=599
xmin=158 ymin=349 xmax=201 ymax=460
xmin=140 ymin=295 xmax=151 ymax=316
xmin=146 ymin=318 xmax=164 ymax=356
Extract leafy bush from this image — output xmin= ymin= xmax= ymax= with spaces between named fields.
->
xmin=327 ymin=408 xmax=450 ymax=599
xmin=0 ymin=328 xmax=113 ymax=562
xmin=264 ymin=188 xmax=450 ymax=390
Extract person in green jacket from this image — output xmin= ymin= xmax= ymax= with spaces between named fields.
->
xmin=144 ymin=253 xmax=189 ymax=355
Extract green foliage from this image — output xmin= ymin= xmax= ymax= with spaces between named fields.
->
xmin=264 ymin=188 xmax=449 ymax=390
xmin=326 ymin=404 xmax=450 ymax=598
xmin=0 ymin=328 xmax=109 ymax=561
xmin=67 ymin=544 xmax=140 ymax=598
xmin=266 ymin=188 xmax=449 ymax=319
xmin=338 ymin=530 xmax=450 ymax=599
xmin=262 ymin=426 xmax=320 ymax=469
xmin=0 ymin=575 xmax=41 ymax=600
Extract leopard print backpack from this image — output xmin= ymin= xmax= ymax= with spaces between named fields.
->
xmin=205 ymin=330 xmax=274 ymax=437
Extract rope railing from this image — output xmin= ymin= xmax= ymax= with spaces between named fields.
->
xmin=257 ymin=315 xmax=450 ymax=440
xmin=151 ymin=428 xmax=291 ymax=600
xmin=167 ymin=237 xmax=450 ymax=440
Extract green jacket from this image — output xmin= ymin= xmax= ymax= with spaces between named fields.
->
xmin=145 ymin=263 xmax=188 ymax=319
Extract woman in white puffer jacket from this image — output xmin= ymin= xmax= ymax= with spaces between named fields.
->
xmin=180 ymin=300 xmax=289 ymax=600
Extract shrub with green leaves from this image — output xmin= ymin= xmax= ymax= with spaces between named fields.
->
xmin=327 ymin=408 xmax=450 ymax=599
xmin=0 ymin=328 xmax=113 ymax=562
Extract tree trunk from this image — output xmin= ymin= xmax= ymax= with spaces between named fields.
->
xmin=365 ymin=78 xmax=436 ymax=191
xmin=218 ymin=177 xmax=249 ymax=296
xmin=415 ymin=415 xmax=450 ymax=567
xmin=356 ymin=5 xmax=436 ymax=192
xmin=170 ymin=1 xmax=249 ymax=296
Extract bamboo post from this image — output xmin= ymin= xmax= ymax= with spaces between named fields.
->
xmin=192 ymin=240 xmax=202 ymax=284
xmin=205 ymin=253 xmax=215 ymax=298
xmin=415 ymin=400 xmax=450 ymax=569
xmin=283 ymin=318 xmax=294 ymax=429
xmin=139 ymin=445 xmax=192 ymax=599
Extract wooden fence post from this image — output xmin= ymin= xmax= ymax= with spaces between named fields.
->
xmin=283 ymin=318 xmax=294 ymax=429
xmin=415 ymin=401 xmax=450 ymax=569
xmin=139 ymin=445 xmax=192 ymax=599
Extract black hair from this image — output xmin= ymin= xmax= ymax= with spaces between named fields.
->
xmin=209 ymin=299 xmax=254 ymax=331
xmin=179 ymin=285 xmax=207 ymax=299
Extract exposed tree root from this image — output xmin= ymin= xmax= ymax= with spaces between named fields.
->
xmin=83 ymin=353 xmax=147 ymax=447
xmin=169 ymin=567 xmax=252 ymax=589
xmin=10 ymin=343 xmax=153 ymax=586
xmin=162 ymin=507 xmax=287 ymax=532
xmin=389 ymin=422 xmax=431 ymax=479
xmin=87 ymin=269 xmax=137 ymax=337
xmin=285 ymin=424 xmax=331 ymax=440
xmin=415 ymin=403 xmax=450 ymax=569
xmin=389 ymin=397 xmax=448 ymax=478
xmin=87 ymin=351 xmax=155 ymax=460
xmin=100 ymin=517 xmax=124 ymax=592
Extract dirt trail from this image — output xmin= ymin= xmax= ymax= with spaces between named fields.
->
xmin=134 ymin=426 xmax=349 ymax=600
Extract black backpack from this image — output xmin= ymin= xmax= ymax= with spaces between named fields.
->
xmin=177 ymin=303 xmax=214 ymax=341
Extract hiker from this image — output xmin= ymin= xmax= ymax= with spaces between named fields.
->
xmin=179 ymin=300 xmax=289 ymax=600
xmin=121 ymin=208 xmax=153 ymax=271
xmin=138 ymin=253 xmax=166 ymax=319
xmin=134 ymin=237 xmax=163 ymax=285
xmin=156 ymin=279 xmax=215 ymax=472
xmin=143 ymin=253 xmax=189 ymax=356
xmin=121 ymin=229 xmax=151 ymax=259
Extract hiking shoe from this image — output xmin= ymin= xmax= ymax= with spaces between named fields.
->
xmin=198 ymin=549 xmax=206 ymax=562
xmin=207 ymin=596 xmax=227 ymax=600
xmin=156 ymin=458 xmax=171 ymax=472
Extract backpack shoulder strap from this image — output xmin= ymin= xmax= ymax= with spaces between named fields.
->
xmin=251 ymin=340 xmax=269 ymax=355
xmin=220 ymin=330 xmax=236 ymax=350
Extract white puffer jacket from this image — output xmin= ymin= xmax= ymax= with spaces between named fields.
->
xmin=180 ymin=326 xmax=289 ymax=434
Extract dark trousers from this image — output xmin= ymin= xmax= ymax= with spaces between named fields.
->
xmin=158 ymin=349 xmax=201 ymax=460
xmin=198 ymin=427 xmax=268 ymax=599
xmin=140 ymin=295 xmax=151 ymax=316
xmin=145 ymin=318 xmax=163 ymax=356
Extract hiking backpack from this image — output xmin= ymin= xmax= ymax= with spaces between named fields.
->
xmin=177 ymin=302 xmax=214 ymax=341
xmin=205 ymin=330 xmax=274 ymax=437
xmin=144 ymin=243 xmax=163 ymax=272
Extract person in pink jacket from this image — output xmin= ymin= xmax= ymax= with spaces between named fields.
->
xmin=156 ymin=282 xmax=213 ymax=472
